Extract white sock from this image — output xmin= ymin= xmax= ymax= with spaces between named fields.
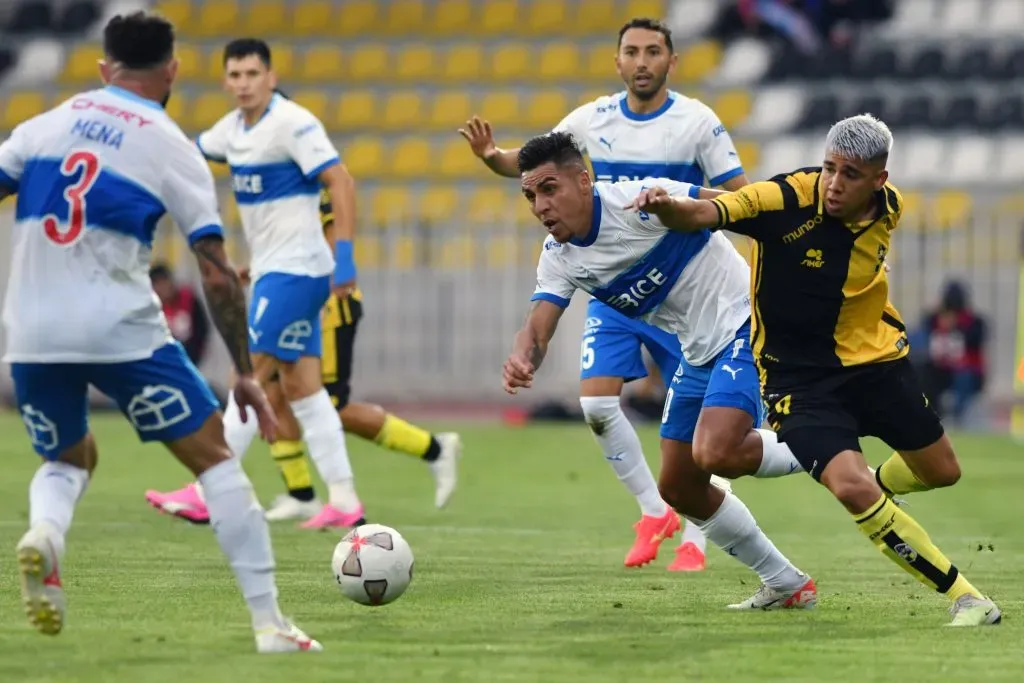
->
xmin=754 ymin=429 xmax=804 ymax=478
xmin=198 ymin=458 xmax=286 ymax=632
xmin=29 ymin=461 xmax=89 ymax=536
xmin=579 ymin=396 xmax=667 ymax=518
xmin=692 ymin=491 xmax=806 ymax=590
xmin=680 ymin=519 xmax=707 ymax=553
xmin=291 ymin=389 xmax=360 ymax=513
xmin=224 ymin=390 xmax=258 ymax=460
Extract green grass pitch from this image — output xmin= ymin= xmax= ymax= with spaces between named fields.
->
xmin=0 ymin=414 xmax=1020 ymax=682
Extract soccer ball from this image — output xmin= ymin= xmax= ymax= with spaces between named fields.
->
xmin=331 ymin=523 xmax=414 ymax=606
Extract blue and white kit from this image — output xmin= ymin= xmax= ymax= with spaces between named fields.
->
xmin=197 ymin=93 xmax=340 ymax=362
xmin=530 ymin=179 xmax=761 ymax=443
xmin=0 ymin=86 xmax=222 ymax=456
xmin=552 ymin=90 xmax=745 ymax=387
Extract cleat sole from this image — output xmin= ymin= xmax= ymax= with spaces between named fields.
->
xmin=17 ymin=547 xmax=63 ymax=636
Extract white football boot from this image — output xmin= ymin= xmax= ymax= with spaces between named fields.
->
xmin=255 ymin=622 xmax=323 ymax=653
xmin=16 ymin=523 xmax=66 ymax=635
xmin=947 ymin=595 xmax=1002 ymax=626
xmin=728 ymin=575 xmax=818 ymax=610
xmin=430 ymin=432 xmax=462 ymax=508
xmin=264 ymin=494 xmax=322 ymax=522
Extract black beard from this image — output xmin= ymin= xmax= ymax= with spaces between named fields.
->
xmin=160 ymin=90 xmax=171 ymax=108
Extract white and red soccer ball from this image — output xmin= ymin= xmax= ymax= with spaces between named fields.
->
xmin=332 ymin=523 xmax=414 ymax=606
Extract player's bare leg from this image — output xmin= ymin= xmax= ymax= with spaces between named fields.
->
xmin=659 ymin=438 xmax=816 ymax=608
xmin=579 ymin=375 xmax=690 ymax=568
xmin=17 ymin=434 xmax=96 ymax=635
xmin=874 ymin=434 xmax=961 ymax=498
xmin=818 ymin=448 xmax=999 ymax=626
xmin=166 ymin=413 xmax=321 ymax=651
xmin=692 ymin=406 xmax=803 ymax=480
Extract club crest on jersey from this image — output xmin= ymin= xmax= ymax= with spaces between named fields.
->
xmin=603 ymin=267 xmax=668 ymax=311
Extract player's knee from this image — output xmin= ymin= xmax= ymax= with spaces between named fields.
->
xmin=691 ymin=430 xmax=743 ymax=478
xmin=823 ymin=463 xmax=881 ymax=513
xmin=922 ymin=458 xmax=961 ymax=488
xmin=579 ymin=396 xmax=621 ymax=436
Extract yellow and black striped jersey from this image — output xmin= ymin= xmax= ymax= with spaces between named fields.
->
xmin=710 ymin=167 xmax=908 ymax=376
xmin=319 ymin=188 xmax=362 ymax=302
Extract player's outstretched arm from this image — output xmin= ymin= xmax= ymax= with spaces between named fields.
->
xmin=191 ymin=235 xmax=253 ymax=376
xmin=629 ymin=187 xmax=721 ymax=233
xmin=320 ymin=163 xmax=357 ymax=296
xmin=459 ymin=116 xmax=520 ymax=178
xmin=504 ymin=300 xmax=564 ymax=394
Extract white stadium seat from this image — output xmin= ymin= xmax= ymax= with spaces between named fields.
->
xmin=944 ymin=135 xmax=995 ymax=186
xmin=995 ymin=136 xmax=1024 ymax=184
xmin=742 ymin=86 xmax=805 ymax=135
xmin=757 ymin=135 xmax=816 ymax=178
xmin=667 ymin=0 xmax=718 ymax=40
xmin=714 ymin=37 xmax=771 ymax=87
xmin=937 ymin=0 xmax=986 ymax=36
xmin=3 ymin=39 xmax=64 ymax=87
xmin=987 ymin=0 xmax=1024 ymax=36
xmin=896 ymin=135 xmax=945 ymax=186
xmin=878 ymin=0 xmax=938 ymax=38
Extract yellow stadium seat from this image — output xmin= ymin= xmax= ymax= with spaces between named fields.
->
xmin=421 ymin=186 xmax=460 ymax=224
xmin=342 ymin=138 xmax=386 ymax=179
xmin=333 ymin=91 xmax=378 ymax=131
xmin=931 ymin=191 xmax=972 ymax=228
xmin=899 ymin=191 xmax=924 ymax=230
xmin=568 ymin=0 xmax=618 ymax=36
xmin=585 ymin=44 xmax=615 ymax=83
xmin=578 ymin=88 xmax=609 ymax=107
xmin=291 ymin=0 xmax=334 ymax=37
xmin=524 ymin=91 xmax=570 ymax=129
xmin=438 ymin=237 xmax=475 ymax=269
xmin=163 ymin=91 xmax=187 ymax=124
xmin=467 ymin=186 xmax=513 ymax=222
xmin=204 ymin=48 xmax=225 ymax=83
xmin=269 ymin=43 xmax=294 ymax=80
xmin=174 ymin=43 xmax=202 ymax=82
xmin=242 ymin=0 xmax=286 ymax=35
xmin=478 ymin=90 xmax=521 ymax=128
xmin=189 ymin=91 xmax=232 ymax=131
xmin=299 ymin=45 xmax=344 ymax=82
xmin=291 ymin=91 xmax=330 ymax=122
xmin=337 ymin=0 xmax=379 ymax=37
xmin=50 ymin=89 xmax=79 ymax=107
xmin=430 ymin=0 xmax=473 ymax=36
xmin=538 ymin=43 xmax=582 ymax=82
xmin=193 ymin=0 xmax=239 ymax=38
xmin=355 ymin=236 xmax=382 ymax=268
xmin=2 ymin=92 xmax=46 ymax=130
xmin=153 ymin=0 xmax=192 ymax=32
xmin=395 ymin=45 xmax=438 ymax=83
xmin=390 ymin=138 xmax=433 ymax=179
xmin=390 ymin=236 xmax=416 ymax=269
xmin=440 ymin=44 xmax=484 ymax=83
xmin=479 ymin=0 xmax=518 ymax=35
xmin=428 ymin=91 xmax=472 ymax=131
xmin=732 ymin=140 xmax=760 ymax=174
xmin=486 ymin=236 xmax=520 ymax=268
xmin=523 ymin=0 xmax=567 ymax=36
xmin=438 ymin=139 xmax=479 ymax=179
xmin=381 ymin=92 xmax=425 ymax=131
xmin=625 ymin=0 xmax=666 ymax=19
xmin=712 ymin=90 xmax=752 ymax=129
xmin=386 ymin=0 xmax=427 ymax=35
xmin=489 ymin=43 xmax=532 ymax=83
xmin=676 ymin=41 xmax=722 ymax=83
xmin=347 ymin=44 xmax=391 ymax=83
xmin=60 ymin=44 xmax=104 ymax=83
xmin=369 ymin=186 xmax=415 ymax=225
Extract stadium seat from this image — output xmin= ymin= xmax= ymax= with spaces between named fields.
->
xmin=537 ymin=43 xmax=582 ymax=83
xmin=467 ymin=186 xmax=513 ymax=222
xmin=899 ymin=191 xmax=923 ymax=227
xmin=714 ymin=37 xmax=772 ymax=86
xmin=438 ymin=138 xmax=479 ymax=179
xmin=421 ymin=185 xmax=460 ymax=224
xmin=390 ymin=138 xmax=434 ymax=180
xmin=333 ymin=90 xmax=378 ymax=131
xmin=878 ymin=0 xmax=937 ymax=39
xmin=242 ymin=0 xmax=287 ymax=36
xmin=291 ymin=0 xmax=335 ymax=37
xmin=932 ymin=191 xmax=972 ymax=228
xmin=0 ymin=48 xmax=14 ymax=81
xmin=427 ymin=91 xmax=472 ymax=131
xmin=486 ymin=236 xmax=521 ymax=269
xmin=369 ymin=186 xmax=415 ymax=225
xmin=998 ymin=46 xmax=1024 ymax=81
xmin=949 ymin=46 xmax=992 ymax=81
xmin=936 ymin=95 xmax=980 ymax=130
xmin=488 ymin=43 xmax=532 ymax=83
xmin=152 ymin=0 xmax=192 ymax=33
xmin=174 ymin=42 xmax=203 ymax=82
xmin=744 ymin=86 xmax=804 ymax=134
xmin=269 ymin=43 xmax=294 ymax=80
xmin=567 ymin=0 xmax=619 ymax=36
xmin=162 ymin=92 xmax=187 ymax=128
xmin=711 ymin=90 xmax=752 ymax=129
xmin=852 ymin=46 xmax=897 ymax=81
xmin=342 ymin=138 xmax=386 ymax=179
xmin=386 ymin=0 xmax=428 ymax=36
xmin=944 ymin=136 xmax=993 ymax=186
xmin=904 ymin=46 xmax=945 ymax=80
xmin=336 ymin=0 xmax=378 ymax=37
xmin=60 ymin=44 xmax=103 ymax=83
xmin=846 ymin=95 xmax=887 ymax=123
xmin=8 ymin=1 xmax=53 ymax=33
xmin=440 ymin=44 xmax=484 ymax=83
xmin=625 ymin=0 xmax=666 ymax=19
xmin=57 ymin=0 xmax=101 ymax=34
xmin=797 ymin=95 xmax=840 ymax=130
xmin=395 ymin=44 xmax=439 ymax=83
xmin=354 ymin=236 xmax=382 ymax=268
xmin=429 ymin=0 xmax=474 ymax=36
xmin=733 ymin=140 xmax=760 ymax=174
xmin=985 ymin=95 xmax=1024 ymax=131
xmin=938 ymin=0 xmax=985 ymax=36
xmin=478 ymin=90 xmax=521 ymax=128
xmin=478 ymin=0 xmax=518 ymax=36
xmin=347 ymin=44 xmax=391 ymax=83
xmin=390 ymin=236 xmax=417 ymax=269
xmin=203 ymin=47 xmax=225 ymax=83
xmin=675 ymin=41 xmax=721 ymax=83
xmin=989 ymin=0 xmax=1024 ymax=36
xmin=995 ymin=136 xmax=1024 ymax=183
xmin=578 ymin=89 xmax=609 ymax=108
xmin=2 ymin=92 xmax=46 ymax=131
xmin=757 ymin=136 xmax=814 ymax=178
xmin=890 ymin=95 xmax=934 ymax=130
xmin=193 ymin=0 xmax=238 ymax=38
xmin=585 ymin=44 xmax=615 ymax=83
xmin=436 ymin=236 xmax=476 ymax=269
xmin=381 ymin=91 xmax=426 ymax=131
xmin=189 ymin=91 xmax=231 ymax=132
xmin=298 ymin=45 xmax=344 ymax=82
xmin=524 ymin=91 xmax=570 ymax=129
xmin=522 ymin=0 xmax=567 ymax=37
xmin=291 ymin=90 xmax=330 ymax=123
xmin=896 ymin=135 xmax=944 ymax=185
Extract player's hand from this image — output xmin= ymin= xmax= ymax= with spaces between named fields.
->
xmin=333 ymin=281 xmax=356 ymax=299
xmin=629 ymin=186 xmax=677 ymax=215
xmin=502 ymin=352 xmax=535 ymax=395
xmin=458 ymin=116 xmax=498 ymax=161
xmin=232 ymin=375 xmax=278 ymax=442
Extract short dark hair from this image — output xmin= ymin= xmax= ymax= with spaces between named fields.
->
xmin=223 ymin=38 xmax=272 ymax=67
xmin=149 ymin=263 xmax=172 ymax=281
xmin=617 ymin=17 xmax=674 ymax=53
xmin=103 ymin=11 xmax=174 ymax=69
xmin=517 ymin=132 xmax=585 ymax=174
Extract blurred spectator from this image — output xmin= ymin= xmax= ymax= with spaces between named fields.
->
xmin=150 ymin=263 xmax=210 ymax=366
xmin=712 ymin=0 xmax=893 ymax=53
xmin=913 ymin=281 xmax=987 ymax=427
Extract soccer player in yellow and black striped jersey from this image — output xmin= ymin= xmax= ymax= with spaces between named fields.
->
xmin=630 ymin=114 xmax=1001 ymax=626
xmin=258 ymin=190 xmax=462 ymax=519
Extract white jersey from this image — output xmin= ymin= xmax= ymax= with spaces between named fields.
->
xmin=197 ymin=93 xmax=338 ymax=281
xmin=0 ymin=86 xmax=223 ymax=363
xmin=531 ymin=180 xmax=751 ymax=366
xmin=554 ymin=90 xmax=743 ymax=188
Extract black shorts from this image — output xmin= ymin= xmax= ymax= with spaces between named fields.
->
xmin=763 ymin=358 xmax=945 ymax=480
xmin=320 ymin=293 xmax=362 ymax=409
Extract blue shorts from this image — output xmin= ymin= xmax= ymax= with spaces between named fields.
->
xmin=659 ymin=319 xmax=765 ymax=444
xmin=11 ymin=342 xmax=220 ymax=459
xmin=579 ymin=299 xmax=682 ymax=387
xmin=249 ymin=272 xmax=330 ymax=362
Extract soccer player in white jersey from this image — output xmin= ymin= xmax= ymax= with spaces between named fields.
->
xmin=0 ymin=12 xmax=320 ymax=651
xmin=462 ymin=18 xmax=766 ymax=571
xmin=145 ymin=39 xmax=364 ymax=529
xmin=504 ymin=132 xmax=814 ymax=609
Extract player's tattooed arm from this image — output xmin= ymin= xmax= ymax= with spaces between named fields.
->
xmin=191 ymin=235 xmax=253 ymax=375
xmin=504 ymin=300 xmax=565 ymax=394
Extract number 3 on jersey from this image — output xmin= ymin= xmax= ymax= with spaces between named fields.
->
xmin=43 ymin=151 xmax=100 ymax=246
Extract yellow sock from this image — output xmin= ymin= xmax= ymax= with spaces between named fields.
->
xmin=876 ymin=452 xmax=931 ymax=495
xmin=375 ymin=414 xmax=436 ymax=460
xmin=270 ymin=440 xmax=313 ymax=493
xmin=854 ymin=494 xmax=982 ymax=602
